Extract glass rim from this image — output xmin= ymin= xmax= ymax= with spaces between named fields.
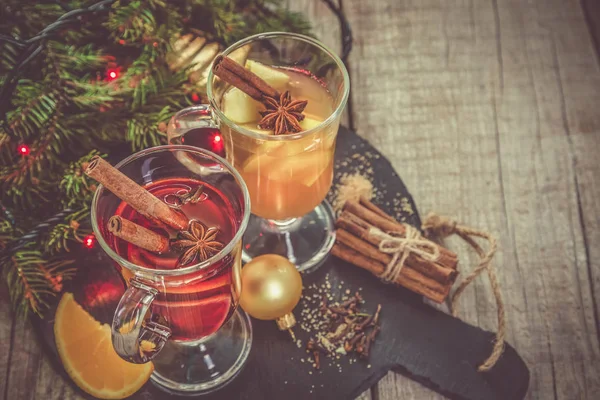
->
xmin=90 ymin=145 xmax=251 ymax=277
xmin=206 ymin=32 xmax=350 ymax=142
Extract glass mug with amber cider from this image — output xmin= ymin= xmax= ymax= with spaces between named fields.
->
xmin=168 ymin=32 xmax=350 ymax=272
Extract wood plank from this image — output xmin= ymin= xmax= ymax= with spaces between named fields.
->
xmin=550 ymin=0 xmax=600 ymax=397
xmin=2 ymin=292 xmax=81 ymax=400
xmin=287 ymin=0 xmax=344 ymax=55
xmin=0 ymin=285 xmax=13 ymax=399
xmin=356 ymin=389 xmax=373 ymax=400
xmin=286 ymin=0 xmax=352 ymax=128
xmin=343 ymin=0 xmax=600 ymax=399
xmin=375 ymin=373 xmax=447 ymax=400
xmin=582 ymin=0 xmax=600 ymax=57
xmin=5 ymin=315 xmax=45 ymax=399
xmin=33 ymin=356 xmax=82 ymax=399
xmin=492 ymin=0 xmax=600 ymax=397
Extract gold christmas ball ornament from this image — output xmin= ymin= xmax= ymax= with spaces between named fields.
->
xmin=239 ymin=254 xmax=302 ymax=334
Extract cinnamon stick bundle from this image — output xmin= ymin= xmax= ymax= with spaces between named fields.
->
xmin=85 ymin=156 xmax=188 ymax=230
xmin=333 ymin=197 xmax=458 ymax=303
xmin=108 ymin=216 xmax=170 ymax=253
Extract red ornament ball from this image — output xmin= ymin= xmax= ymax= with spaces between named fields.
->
xmin=191 ymin=93 xmax=200 ymax=103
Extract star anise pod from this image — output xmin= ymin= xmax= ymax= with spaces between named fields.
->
xmin=171 ymin=220 xmax=224 ymax=266
xmin=258 ymin=91 xmax=308 ymax=135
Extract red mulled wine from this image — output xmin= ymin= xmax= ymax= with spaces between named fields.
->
xmin=112 ymin=177 xmax=241 ymax=341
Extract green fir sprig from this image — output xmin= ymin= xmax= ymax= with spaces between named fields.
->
xmin=0 ymin=0 xmax=311 ymax=317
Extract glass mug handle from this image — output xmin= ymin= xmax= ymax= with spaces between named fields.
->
xmin=111 ymin=278 xmax=171 ymax=363
xmin=167 ymin=104 xmax=220 ymax=144
xmin=167 ymin=105 xmax=224 ymax=174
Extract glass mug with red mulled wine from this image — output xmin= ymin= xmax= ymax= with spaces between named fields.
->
xmin=90 ymin=146 xmax=251 ymax=395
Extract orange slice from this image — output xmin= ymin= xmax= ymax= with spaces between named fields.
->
xmin=54 ymin=293 xmax=153 ymax=399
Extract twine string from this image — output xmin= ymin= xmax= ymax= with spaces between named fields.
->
xmin=422 ymin=213 xmax=506 ymax=372
xmin=369 ymin=225 xmax=440 ymax=282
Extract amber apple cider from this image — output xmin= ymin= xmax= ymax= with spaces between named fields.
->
xmin=218 ymin=61 xmax=337 ymax=221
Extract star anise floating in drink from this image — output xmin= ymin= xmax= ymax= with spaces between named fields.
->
xmin=258 ymin=91 xmax=308 ymax=135
xmin=172 ymin=220 xmax=224 ymax=266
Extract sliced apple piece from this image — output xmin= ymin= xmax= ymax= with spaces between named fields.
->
xmin=238 ymin=123 xmax=272 ymax=136
xmin=246 ymin=60 xmax=290 ymax=90
xmin=242 ymin=153 xmax=278 ymax=176
xmin=222 ymin=87 xmax=261 ymax=124
xmin=300 ymin=115 xmax=324 ymax=132
xmin=228 ymin=44 xmax=251 ymax=68
xmin=237 ymin=124 xmax=286 ymax=155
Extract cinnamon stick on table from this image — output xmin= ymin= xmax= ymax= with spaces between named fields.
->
xmin=85 ymin=156 xmax=188 ymax=230
xmin=333 ymin=197 xmax=458 ymax=303
xmin=108 ymin=216 xmax=170 ymax=253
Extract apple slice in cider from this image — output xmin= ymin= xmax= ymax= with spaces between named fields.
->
xmin=221 ymin=87 xmax=262 ymax=124
xmin=246 ymin=60 xmax=290 ymax=91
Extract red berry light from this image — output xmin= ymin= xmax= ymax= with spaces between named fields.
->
xmin=83 ymin=234 xmax=96 ymax=249
xmin=18 ymin=144 xmax=30 ymax=155
xmin=106 ymin=68 xmax=120 ymax=81
xmin=212 ymin=133 xmax=223 ymax=153
xmin=191 ymin=93 xmax=200 ymax=103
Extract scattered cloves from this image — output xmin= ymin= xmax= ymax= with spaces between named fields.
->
xmin=355 ymin=315 xmax=374 ymax=331
xmin=361 ymin=325 xmax=381 ymax=358
xmin=355 ymin=334 xmax=367 ymax=354
xmin=304 ymin=293 xmax=383 ymax=370
xmin=371 ymin=304 xmax=382 ymax=326
xmin=313 ymin=350 xmax=321 ymax=369
xmin=345 ymin=332 xmax=365 ymax=352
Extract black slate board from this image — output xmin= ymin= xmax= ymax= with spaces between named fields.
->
xmin=32 ymin=126 xmax=529 ymax=400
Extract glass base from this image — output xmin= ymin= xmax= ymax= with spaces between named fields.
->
xmin=149 ymin=309 xmax=252 ymax=396
xmin=242 ymin=200 xmax=336 ymax=273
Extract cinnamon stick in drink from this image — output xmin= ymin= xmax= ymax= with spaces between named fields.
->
xmin=212 ymin=55 xmax=279 ymax=101
xmin=108 ymin=216 xmax=170 ymax=253
xmin=85 ymin=156 xmax=188 ymax=230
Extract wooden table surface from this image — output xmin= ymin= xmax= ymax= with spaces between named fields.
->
xmin=2 ymin=0 xmax=600 ymax=399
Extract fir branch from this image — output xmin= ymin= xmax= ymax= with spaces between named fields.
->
xmin=6 ymin=80 xmax=59 ymax=140
xmin=60 ymin=150 xmax=102 ymax=207
xmin=0 ymin=218 xmax=15 ymax=251
xmin=0 ymin=0 xmax=320 ymax=318
xmin=126 ymin=105 xmax=171 ymax=150
xmin=1 ymin=110 xmax=65 ymax=186
xmin=4 ymin=249 xmax=76 ymax=318
xmin=45 ymin=209 xmax=91 ymax=254
xmin=47 ymin=41 xmax=113 ymax=75
xmin=106 ymin=0 xmax=166 ymax=44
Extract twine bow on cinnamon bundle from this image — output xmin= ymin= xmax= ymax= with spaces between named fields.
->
xmin=332 ymin=197 xmax=506 ymax=371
